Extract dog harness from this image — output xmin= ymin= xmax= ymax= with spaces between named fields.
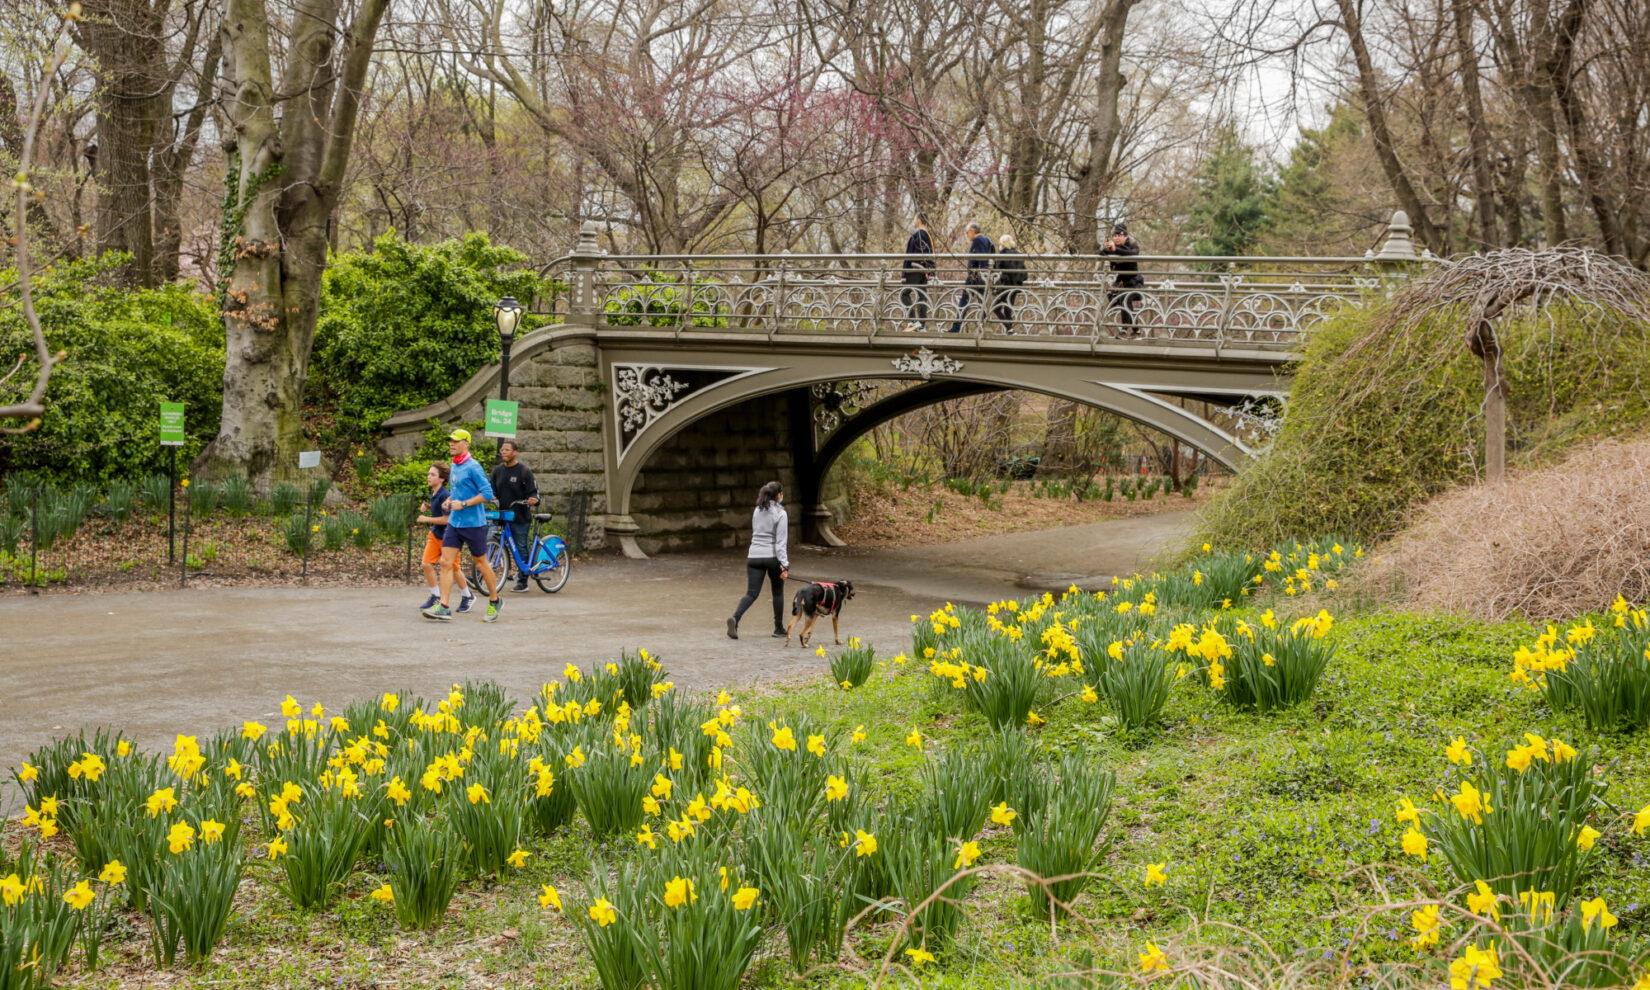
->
xmin=815 ymin=582 xmax=842 ymax=615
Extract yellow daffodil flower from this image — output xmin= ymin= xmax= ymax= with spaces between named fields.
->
xmin=1145 ymin=862 xmax=1167 ymax=886
xmin=539 ymin=884 xmax=562 ymax=911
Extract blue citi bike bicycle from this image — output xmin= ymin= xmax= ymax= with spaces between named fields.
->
xmin=471 ymin=499 xmax=572 ymax=593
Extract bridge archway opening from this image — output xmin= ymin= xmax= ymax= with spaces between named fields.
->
xmin=612 ymin=366 xmax=1257 ymax=556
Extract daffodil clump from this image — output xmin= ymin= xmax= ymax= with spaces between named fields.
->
xmin=1511 ymin=598 xmax=1650 ymax=733
xmin=825 ymin=636 xmax=876 ymax=690
xmin=1398 ymin=733 xmax=1608 ymax=908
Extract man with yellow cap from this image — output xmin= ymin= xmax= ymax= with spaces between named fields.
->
xmin=423 ymin=429 xmax=503 ymax=622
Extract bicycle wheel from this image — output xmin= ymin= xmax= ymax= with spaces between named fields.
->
xmin=533 ymin=546 xmax=571 ymax=593
xmin=473 ymin=530 xmax=511 ymax=590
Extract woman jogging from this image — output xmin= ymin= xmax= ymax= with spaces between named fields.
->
xmin=415 ymin=463 xmax=473 ymax=612
xmin=727 ymin=480 xmax=789 ymax=639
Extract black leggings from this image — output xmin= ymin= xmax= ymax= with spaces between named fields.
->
xmin=733 ymin=557 xmax=785 ymax=631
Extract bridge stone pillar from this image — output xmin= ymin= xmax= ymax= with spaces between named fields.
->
xmin=511 ymin=340 xmax=608 ymax=552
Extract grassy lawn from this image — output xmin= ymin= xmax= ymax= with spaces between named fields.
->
xmin=10 ymin=575 xmax=1650 ymax=989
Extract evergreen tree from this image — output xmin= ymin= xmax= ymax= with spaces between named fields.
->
xmin=1188 ymin=124 xmax=1274 ymax=257
xmin=1265 ymin=105 xmax=1370 ymax=255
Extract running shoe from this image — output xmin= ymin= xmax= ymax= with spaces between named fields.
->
xmin=456 ymin=594 xmax=476 ymax=614
xmin=418 ymin=593 xmax=439 ymax=610
xmin=726 ymin=617 xmax=738 ymax=640
xmin=422 ymin=603 xmax=452 ymax=621
xmin=485 ymin=598 xmax=501 ymax=623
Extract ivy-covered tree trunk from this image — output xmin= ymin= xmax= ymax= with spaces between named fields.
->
xmin=195 ymin=0 xmax=389 ymax=483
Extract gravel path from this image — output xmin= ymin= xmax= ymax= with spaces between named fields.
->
xmin=0 ymin=510 xmax=1191 ymax=786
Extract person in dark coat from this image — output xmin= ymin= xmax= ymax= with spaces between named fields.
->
xmin=1099 ymin=220 xmax=1145 ymax=336
xmin=900 ymin=214 xmax=935 ymax=331
xmin=992 ymin=233 xmax=1028 ymax=333
xmin=946 ymin=222 xmax=994 ymax=333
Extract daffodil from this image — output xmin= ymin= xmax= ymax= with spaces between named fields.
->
xmin=770 ymin=725 xmax=797 ymax=751
xmin=1633 ymin=803 xmax=1650 ymax=836
xmin=807 ymin=734 xmax=827 ymax=757
xmin=63 ymin=880 xmax=96 ymax=910
xmin=825 ymin=775 xmax=849 ymax=802
xmin=1449 ymin=942 xmax=1502 ymax=989
xmin=1145 ymin=862 xmax=1167 ymax=886
xmin=732 ymin=886 xmax=759 ymax=910
xmin=506 ymin=848 xmax=530 ymax=868
xmin=853 ymin=829 xmax=878 ymax=857
xmin=267 ymin=837 xmax=288 ymax=859
xmin=539 ymin=884 xmax=562 ymax=911
xmin=99 ymin=860 xmax=126 ymax=885
xmin=589 ymin=898 xmax=616 ymax=926
xmin=1467 ymin=880 xmax=1499 ymax=919
xmin=1580 ymin=896 xmax=1618 ymax=931
xmin=953 ymin=840 xmax=981 ymax=869
xmin=906 ymin=729 xmax=922 ymax=750
xmin=1139 ymin=942 xmax=1169 ymax=973
xmin=991 ymin=802 xmax=1017 ymax=827
xmin=199 ymin=819 xmax=226 ymax=844
xmin=663 ymin=875 xmax=696 ymax=908
xmin=467 ymin=783 xmax=490 ymax=804
xmin=370 ymin=884 xmax=394 ymax=904
xmin=1576 ymin=825 xmax=1601 ymax=851
xmin=1402 ymin=826 xmax=1428 ymax=861
xmin=1411 ymin=904 xmax=1442 ymax=949
xmin=167 ymin=821 xmax=196 ymax=854
xmin=1445 ymin=736 xmax=1472 ymax=765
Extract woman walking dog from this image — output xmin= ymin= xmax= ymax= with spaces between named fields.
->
xmin=727 ymin=480 xmax=789 ymax=639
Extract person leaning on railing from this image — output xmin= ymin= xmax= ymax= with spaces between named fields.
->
xmin=1100 ymin=220 xmax=1145 ymax=337
xmin=992 ymin=234 xmax=1028 ymax=334
xmin=901 ymin=214 xmax=935 ymax=331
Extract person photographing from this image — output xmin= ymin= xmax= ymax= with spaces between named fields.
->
xmin=1099 ymin=221 xmax=1145 ymax=336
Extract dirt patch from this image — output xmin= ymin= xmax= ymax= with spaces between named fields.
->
xmin=836 ymin=478 xmax=1220 ymax=548
xmin=1360 ymin=438 xmax=1650 ymax=621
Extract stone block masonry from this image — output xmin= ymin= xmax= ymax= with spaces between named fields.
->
xmin=510 ymin=342 xmax=608 ymax=552
xmin=630 ymin=392 xmax=799 ymax=555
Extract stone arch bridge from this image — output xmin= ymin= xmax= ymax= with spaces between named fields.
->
xmin=384 ymin=215 xmax=1425 ymax=556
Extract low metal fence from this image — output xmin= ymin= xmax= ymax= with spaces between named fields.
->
xmin=0 ymin=476 xmax=589 ymax=592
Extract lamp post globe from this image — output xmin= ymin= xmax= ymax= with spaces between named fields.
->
xmin=494 ymin=295 xmax=523 ymax=402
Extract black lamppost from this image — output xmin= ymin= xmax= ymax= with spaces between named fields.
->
xmin=494 ymin=295 xmax=523 ymax=402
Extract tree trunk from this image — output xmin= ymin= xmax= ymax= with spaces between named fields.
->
xmin=1449 ymin=0 xmax=1499 ymax=247
xmin=1067 ymin=0 xmax=1137 ymax=252
xmin=197 ymin=0 xmax=389 ymax=484
xmin=1334 ymin=0 xmax=1445 ymax=253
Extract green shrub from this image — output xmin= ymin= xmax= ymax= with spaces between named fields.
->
xmin=1195 ymin=299 xmax=1650 ymax=550
xmin=828 ymin=638 xmax=876 ymax=690
xmin=0 ymin=254 xmax=223 ymax=483
xmin=322 ymin=514 xmax=347 ymax=551
xmin=340 ymin=510 xmax=373 ymax=549
xmin=307 ymin=233 xmax=558 ymax=437
xmin=602 ymin=273 xmax=729 ymax=328
xmin=283 ymin=515 xmax=312 ymax=556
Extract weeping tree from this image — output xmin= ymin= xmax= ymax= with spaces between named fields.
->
xmin=1357 ymin=249 xmax=1650 ymax=482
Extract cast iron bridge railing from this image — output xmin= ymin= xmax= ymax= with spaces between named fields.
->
xmin=543 ymin=211 xmax=1429 ymax=351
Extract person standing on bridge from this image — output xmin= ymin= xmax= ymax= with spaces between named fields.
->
xmin=727 ymin=480 xmax=789 ymax=640
xmin=1100 ymin=220 xmax=1145 ymax=337
xmin=946 ymin=222 xmax=994 ymax=333
xmin=992 ymin=233 xmax=1028 ymax=333
xmin=901 ymin=214 xmax=935 ymax=331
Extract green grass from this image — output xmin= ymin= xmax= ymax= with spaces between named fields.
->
xmin=21 ymin=607 xmax=1650 ymax=988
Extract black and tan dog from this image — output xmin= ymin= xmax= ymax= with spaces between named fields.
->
xmin=785 ymin=580 xmax=856 ymax=648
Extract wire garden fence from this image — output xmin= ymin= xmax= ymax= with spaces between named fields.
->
xmin=0 ymin=474 xmax=589 ymax=592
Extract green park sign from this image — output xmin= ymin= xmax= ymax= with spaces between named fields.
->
xmin=485 ymin=399 xmax=519 ymax=439
xmin=159 ymin=402 xmax=186 ymax=446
